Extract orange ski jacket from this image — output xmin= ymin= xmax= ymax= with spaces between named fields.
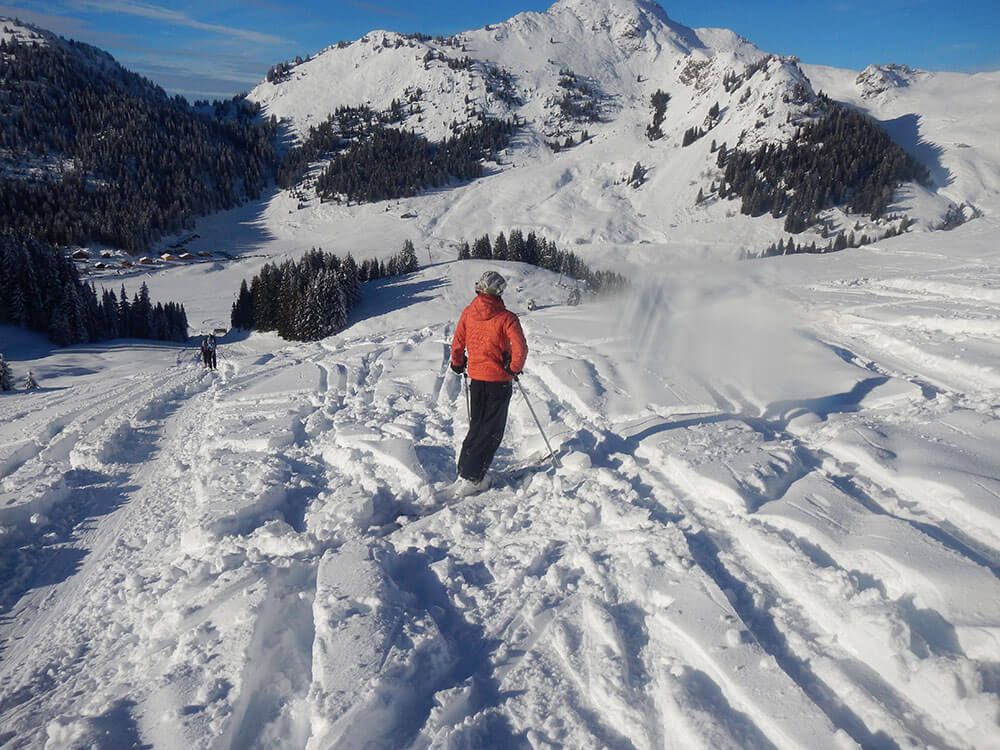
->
xmin=451 ymin=293 xmax=528 ymax=382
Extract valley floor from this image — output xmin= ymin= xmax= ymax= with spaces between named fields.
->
xmin=2 ymin=221 xmax=1000 ymax=749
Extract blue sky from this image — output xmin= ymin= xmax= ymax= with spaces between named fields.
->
xmin=2 ymin=1 xmax=998 ymax=100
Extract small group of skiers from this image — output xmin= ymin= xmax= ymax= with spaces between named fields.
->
xmin=200 ymin=334 xmax=218 ymax=370
xmin=450 ymin=270 xmax=528 ymax=496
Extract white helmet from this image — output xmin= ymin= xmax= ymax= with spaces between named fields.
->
xmin=475 ymin=270 xmax=507 ymax=296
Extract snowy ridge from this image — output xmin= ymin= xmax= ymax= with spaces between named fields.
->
xmin=0 ymin=19 xmax=47 ymax=46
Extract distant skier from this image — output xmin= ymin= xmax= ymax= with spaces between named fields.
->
xmin=450 ymin=270 xmax=528 ymax=496
xmin=567 ymin=287 xmax=581 ymax=306
xmin=201 ymin=335 xmax=217 ymax=370
xmin=527 ymin=298 xmax=537 ymax=312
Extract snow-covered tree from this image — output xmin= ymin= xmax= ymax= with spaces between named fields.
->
xmin=629 ymin=162 xmax=646 ymax=187
xmin=22 ymin=370 xmax=38 ymax=391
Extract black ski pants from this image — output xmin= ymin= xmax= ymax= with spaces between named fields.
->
xmin=458 ymin=379 xmax=513 ymax=482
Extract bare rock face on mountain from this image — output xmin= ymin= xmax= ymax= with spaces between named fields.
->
xmin=856 ymin=63 xmax=921 ymax=98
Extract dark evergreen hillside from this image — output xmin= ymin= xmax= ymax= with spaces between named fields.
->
xmin=231 ymin=241 xmax=419 ymax=341
xmin=277 ymin=103 xmax=408 ymax=190
xmin=717 ymin=103 xmax=929 ymax=233
xmin=0 ymin=234 xmax=188 ymax=344
xmin=0 ymin=27 xmax=278 ymax=251
xmin=457 ymin=230 xmax=629 ymax=295
xmin=315 ymin=117 xmax=517 ymax=204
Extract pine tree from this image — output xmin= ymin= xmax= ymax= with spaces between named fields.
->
xmin=399 ymin=239 xmax=418 ymax=273
xmin=493 ymin=232 xmax=508 ymax=261
xmin=472 ymin=234 xmax=492 ymax=260
xmin=232 ymin=279 xmax=253 ymax=329
xmin=523 ymin=232 xmax=540 ymax=266
xmin=22 ymin=370 xmax=38 ymax=391
xmin=340 ymin=254 xmax=361 ymax=306
xmin=118 ymin=285 xmax=131 ymax=336
xmin=48 ymin=302 xmax=71 ymax=346
xmin=507 ymin=230 xmax=524 ymax=262
xmin=0 ymin=354 xmax=13 ymax=392
xmin=131 ymin=283 xmax=153 ymax=339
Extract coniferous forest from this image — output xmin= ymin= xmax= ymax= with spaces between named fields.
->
xmin=0 ymin=32 xmax=277 ymax=252
xmin=314 ymin=115 xmax=517 ymax=204
xmin=231 ymin=241 xmax=419 ymax=341
xmin=717 ymin=103 xmax=930 ymax=233
xmin=0 ymin=234 xmax=188 ymax=345
xmin=278 ymin=102 xmax=517 ymax=204
xmin=457 ymin=230 xmax=629 ymax=295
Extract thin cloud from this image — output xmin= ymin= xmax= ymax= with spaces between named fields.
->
xmin=0 ymin=4 xmax=84 ymax=32
xmin=0 ymin=4 xmax=135 ymax=46
xmin=68 ymin=0 xmax=289 ymax=45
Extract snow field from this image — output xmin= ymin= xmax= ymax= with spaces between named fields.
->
xmin=2 ymin=230 xmax=1000 ymax=748
xmin=3 ymin=0 xmax=1000 ymax=744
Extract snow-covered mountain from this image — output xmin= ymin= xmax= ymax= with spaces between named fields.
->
xmin=247 ymin=0 xmax=996 ymax=255
xmin=805 ymin=62 xmax=1000 ymax=218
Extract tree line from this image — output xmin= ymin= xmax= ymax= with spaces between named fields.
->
xmin=0 ymin=234 xmax=188 ymax=345
xmin=0 ymin=33 xmax=278 ymax=252
xmin=314 ymin=116 xmax=517 ymax=204
xmin=714 ymin=103 xmax=929 ymax=233
xmin=457 ymin=230 xmax=628 ymax=294
xmin=743 ymin=219 xmax=911 ymax=259
xmin=230 ymin=241 xmax=419 ymax=341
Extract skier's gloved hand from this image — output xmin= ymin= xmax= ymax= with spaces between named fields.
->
xmin=501 ymin=351 xmax=520 ymax=378
xmin=451 ymin=359 xmax=466 ymax=375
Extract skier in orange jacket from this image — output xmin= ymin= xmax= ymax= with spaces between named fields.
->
xmin=451 ymin=270 xmax=528 ymax=494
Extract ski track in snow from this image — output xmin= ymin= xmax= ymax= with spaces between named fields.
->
xmin=3 ymin=243 xmax=1000 ymax=748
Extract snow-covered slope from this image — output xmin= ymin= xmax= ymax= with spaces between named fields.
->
xmin=4 ymin=215 xmax=1000 ymax=747
xmin=804 ymin=63 xmax=1000 ymax=216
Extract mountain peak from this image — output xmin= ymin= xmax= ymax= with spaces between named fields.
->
xmin=548 ymin=0 xmax=671 ymax=25
xmin=543 ymin=0 xmax=704 ymax=54
xmin=550 ymin=0 xmax=668 ymax=14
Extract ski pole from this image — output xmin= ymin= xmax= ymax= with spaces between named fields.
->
xmin=515 ymin=377 xmax=560 ymax=468
xmin=463 ymin=373 xmax=471 ymax=421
